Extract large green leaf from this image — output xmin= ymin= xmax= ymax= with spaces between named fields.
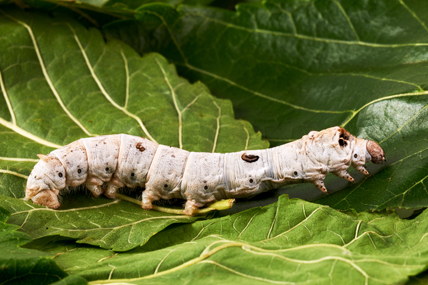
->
xmin=50 ymin=275 xmax=88 ymax=285
xmin=102 ymin=0 xmax=428 ymax=212
xmin=0 ymin=8 xmax=267 ymax=250
xmin=28 ymin=196 xmax=428 ymax=284
xmin=0 ymin=207 xmax=69 ymax=284
xmin=2 ymin=194 xmax=201 ymax=251
xmin=2 ymin=3 xmax=428 ymax=284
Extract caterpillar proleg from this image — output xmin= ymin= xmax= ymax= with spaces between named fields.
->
xmin=25 ymin=127 xmax=385 ymax=215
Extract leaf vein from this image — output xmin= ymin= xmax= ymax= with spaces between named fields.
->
xmin=0 ymin=11 xmax=96 ymax=137
xmin=155 ymin=58 xmax=182 ymax=148
xmin=0 ymin=68 xmax=16 ymax=125
xmin=65 ymin=23 xmax=157 ymax=143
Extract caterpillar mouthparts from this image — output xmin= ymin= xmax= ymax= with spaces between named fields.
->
xmin=367 ymin=140 xmax=386 ymax=164
xmin=25 ymin=127 xmax=385 ymax=216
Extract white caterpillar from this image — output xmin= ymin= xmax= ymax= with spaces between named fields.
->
xmin=25 ymin=127 xmax=385 ymax=215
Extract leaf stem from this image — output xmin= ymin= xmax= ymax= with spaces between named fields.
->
xmin=115 ymin=193 xmax=234 ymax=215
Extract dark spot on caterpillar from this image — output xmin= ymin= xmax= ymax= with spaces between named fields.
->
xmin=77 ymin=169 xmax=81 ymax=173
xmin=339 ymin=128 xmax=350 ymax=140
xmin=164 ymin=184 xmax=168 ymax=188
xmin=105 ymin=167 xmax=110 ymax=172
xmin=354 ymin=153 xmax=358 ymax=158
xmin=204 ymin=185 xmax=208 ymax=190
xmin=249 ymin=179 xmax=254 ymax=183
xmin=58 ymin=172 xmax=63 ymax=177
xmin=294 ymin=171 xmax=298 ymax=176
xmin=71 ymin=150 xmax=73 ymax=152
xmin=104 ymin=142 xmax=106 ymax=144
xmin=136 ymin=142 xmax=145 ymax=152
xmin=203 ymin=180 xmax=207 ymax=183
xmin=171 ymin=154 xmax=175 ymax=158
xmin=131 ymin=173 xmax=135 ymax=177
xmin=338 ymin=128 xmax=350 ymax=147
xmin=241 ymin=153 xmax=259 ymax=163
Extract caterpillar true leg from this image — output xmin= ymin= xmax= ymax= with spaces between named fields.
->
xmin=25 ymin=127 xmax=385 ymax=215
xmin=313 ymin=180 xmax=328 ymax=193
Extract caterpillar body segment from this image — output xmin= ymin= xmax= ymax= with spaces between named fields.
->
xmin=143 ymin=145 xmax=190 ymax=209
xmin=25 ymin=127 xmax=385 ymax=215
xmin=106 ymin=135 xmax=158 ymax=198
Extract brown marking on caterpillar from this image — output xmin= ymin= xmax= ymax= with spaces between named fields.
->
xmin=338 ymin=127 xmax=351 ymax=147
xmin=241 ymin=153 xmax=259 ymax=163
xmin=136 ymin=142 xmax=145 ymax=152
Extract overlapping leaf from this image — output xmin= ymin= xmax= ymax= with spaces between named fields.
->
xmin=29 ymin=196 xmax=428 ymax=284
xmin=2 ymin=194 xmax=201 ymax=251
xmin=0 ymin=8 xmax=267 ymax=250
xmin=0 ymin=207 xmax=69 ymax=284
xmin=1 ymin=2 xmax=428 ymax=284
xmin=101 ymin=0 xmax=428 ymax=212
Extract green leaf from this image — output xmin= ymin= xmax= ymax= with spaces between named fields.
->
xmin=0 ymin=207 xmax=68 ymax=284
xmin=3 ymin=0 xmax=219 ymax=29
xmin=3 ymin=2 xmax=428 ymax=283
xmin=18 ymin=0 xmax=215 ymax=17
xmin=102 ymin=0 xmax=428 ymax=212
xmin=2 ymin=194 xmax=201 ymax=251
xmin=82 ymin=0 xmax=215 ymax=8
xmin=30 ymin=196 xmax=428 ymax=284
xmin=0 ymin=7 xmax=267 ymax=250
xmin=50 ymin=275 xmax=88 ymax=285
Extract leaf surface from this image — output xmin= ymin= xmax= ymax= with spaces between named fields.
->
xmin=0 ymin=8 xmax=267 ymax=250
xmin=0 ymin=207 xmax=69 ymax=284
xmin=102 ymin=0 xmax=428 ymax=212
xmin=30 ymin=196 xmax=428 ymax=284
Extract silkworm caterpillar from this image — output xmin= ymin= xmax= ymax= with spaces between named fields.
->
xmin=25 ymin=127 xmax=385 ymax=215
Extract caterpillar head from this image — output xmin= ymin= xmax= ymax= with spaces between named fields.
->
xmin=25 ymin=154 xmax=66 ymax=209
xmin=366 ymin=140 xmax=386 ymax=164
xmin=351 ymin=138 xmax=385 ymax=175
